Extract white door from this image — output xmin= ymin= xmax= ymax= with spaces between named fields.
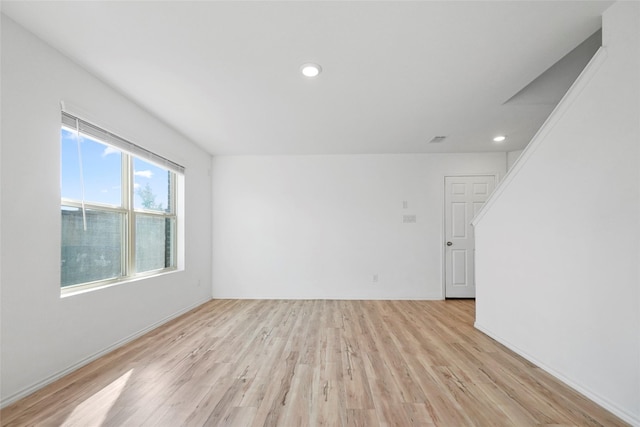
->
xmin=444 ymin=175 xmax=496 ymax=298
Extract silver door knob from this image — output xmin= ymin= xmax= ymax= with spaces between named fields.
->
xmin=446 ymin=241 xmax=453 ymax=246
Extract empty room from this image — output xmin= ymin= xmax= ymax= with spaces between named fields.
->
xmin=1 ymin=1 xmax=638 ymax=426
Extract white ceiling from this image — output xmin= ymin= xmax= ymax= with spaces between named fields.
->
xmin=1 ymin=1 xmax=612 ymax=155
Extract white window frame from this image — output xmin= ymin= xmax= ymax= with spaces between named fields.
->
xmin=60 ymin=112 xmax=183 ymax=295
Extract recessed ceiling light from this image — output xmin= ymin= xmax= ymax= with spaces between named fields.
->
xmin=493 ymin=135 xmax=507 ymax=143
xmin=301 ymin=63 xmax=322 ymax=78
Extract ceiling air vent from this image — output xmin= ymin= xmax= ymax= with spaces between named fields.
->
xmin=428 ymin=136 xmax=447 ymax=144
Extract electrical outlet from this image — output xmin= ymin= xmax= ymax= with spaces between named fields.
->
xmin=373 ymin=274 xmax=379 ymax=283
xmin=402 ymin=201 xmax=408 ymax=209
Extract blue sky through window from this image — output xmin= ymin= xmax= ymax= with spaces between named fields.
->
xmin=134 ymin=158 xmax=170 ymax=212
xmin=61 ymin=128 xmax=171 ymax=211
xmin=61 ymin=128 xmax=121 ymax=206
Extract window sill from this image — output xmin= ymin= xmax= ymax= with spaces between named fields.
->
xmin=60 ymin=268 xmax=181 ymax=298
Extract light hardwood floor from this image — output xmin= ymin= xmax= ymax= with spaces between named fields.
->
xmin=0 ymin=299 xmax=628 ymax=426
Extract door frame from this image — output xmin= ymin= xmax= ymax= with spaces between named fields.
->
xmin=441 ymin=173 xmax=500 ymax=299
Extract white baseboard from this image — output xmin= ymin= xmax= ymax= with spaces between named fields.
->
xmin=0 ymin=297 xmax=211 ymax=409
xmin=474 ymin=322 xmax=640 ymax=427
xmin=211 ymin=295 xmax=444 ymax=300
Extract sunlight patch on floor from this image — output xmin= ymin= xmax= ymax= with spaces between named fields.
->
xmin=61 ymin=369 xmax=133 ymax=426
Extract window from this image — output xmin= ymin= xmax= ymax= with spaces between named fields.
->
xmin=60 ymin=112 xmax=184 ymax=292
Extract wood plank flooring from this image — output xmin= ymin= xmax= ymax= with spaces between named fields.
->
xmin=0 ymin=300 xmax=628 ymax=426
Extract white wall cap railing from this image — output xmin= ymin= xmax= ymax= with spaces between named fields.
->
xmin=471 ymin=47 xmax=608 ymax=228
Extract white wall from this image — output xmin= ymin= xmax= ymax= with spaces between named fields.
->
xmin=506 ymin=149 xmax=524 ymax=171
xmin=0 ymin=16 xmax=212 ymax=405
xmin=212 ymin=153 xmax=505 ymax=299
xmin=473 ymin=2 xmax=639 ymax=424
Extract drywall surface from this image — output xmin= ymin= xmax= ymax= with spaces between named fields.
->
xmin=506 ymin=150 xmax=524 ymax=170
xmin=474 ymin=2 xmax=639 ymax=424
xmin=0 ymin=16 xmax=212 ymax=404
xmin=212 ymin=153 xmax=505 ymax=299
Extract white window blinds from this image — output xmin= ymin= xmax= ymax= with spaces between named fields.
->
xmin=61 ymin=111 xmax=185 ymax=174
